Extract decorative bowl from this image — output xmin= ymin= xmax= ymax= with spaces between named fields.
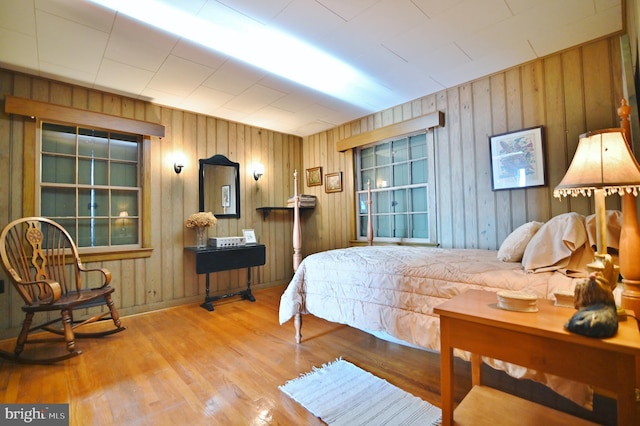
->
xmin=496 ymin=290 xmax=538 ymax=312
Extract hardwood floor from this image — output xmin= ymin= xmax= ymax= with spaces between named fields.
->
xmin=0 ymin=285 xmax=614 ymax=425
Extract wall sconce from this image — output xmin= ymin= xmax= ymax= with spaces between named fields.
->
xmin=253 ymin=164 xmax=265 ymax=181
xmin=173 ymin=152 xmax=186 ymax=174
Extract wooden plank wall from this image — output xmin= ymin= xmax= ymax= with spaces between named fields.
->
xmin=0 ymin=69 xmax=302 ymax=338
xmin=0 ymin=35 xmax=627 ymax=337
xmin=301 ymin=36 xmax=625 ymax=255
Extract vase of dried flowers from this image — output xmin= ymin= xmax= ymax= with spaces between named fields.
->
xmin=185 ymin=212 xmax=217 ymax=249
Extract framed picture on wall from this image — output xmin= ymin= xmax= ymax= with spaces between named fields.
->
xmin=325 ymin=172 xmax=342 ymax=193
xmin=489 ymin=126 xmax=546 ymax=191
xmin=306 ymin=167 xmax=322 ymax=187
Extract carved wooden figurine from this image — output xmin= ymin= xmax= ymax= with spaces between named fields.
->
xmin=565 ymin=257 xmax=618 ymax=338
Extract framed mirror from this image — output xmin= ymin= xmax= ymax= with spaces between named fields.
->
xmin=198 ymin=154 xmax=240 ymax=219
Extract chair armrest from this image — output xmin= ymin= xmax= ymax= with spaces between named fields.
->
xmin=16 ymin=279 xmax=62 ymax=304
xmin=78 ymin=264 xmax=112 ymax=288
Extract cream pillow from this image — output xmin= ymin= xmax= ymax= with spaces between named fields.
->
xmin=522 ymin=212 xmax=587 ymax=273
xmin=497 ymin=221 xmax=543 ymax=262
xmin=585 ymin=210 xmax=622 ymax=254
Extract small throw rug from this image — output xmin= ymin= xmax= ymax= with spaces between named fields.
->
xmin=279 ymin=358 xmax=442 ymax=426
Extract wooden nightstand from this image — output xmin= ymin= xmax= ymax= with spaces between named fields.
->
xmin=434 ymin=289 xmax=640 ymax=425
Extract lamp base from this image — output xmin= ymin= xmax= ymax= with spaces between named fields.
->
xmin=621 ymin=278 xmax=640 ymax=319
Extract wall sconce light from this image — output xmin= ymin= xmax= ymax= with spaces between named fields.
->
xmin=253 ymin=164 xmax=265 ymax=181
xmin=173 ymin=152 xmax=186 ymax=175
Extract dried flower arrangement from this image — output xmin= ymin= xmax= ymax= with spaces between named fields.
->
xmin=185 ymin=211 xmax=217 ymax=228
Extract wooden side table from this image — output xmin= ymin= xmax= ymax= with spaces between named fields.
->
xmin=434 ymin=289 xmax=640 ymax=425
xmin=185 ymin=244 xmax=266 ymax=311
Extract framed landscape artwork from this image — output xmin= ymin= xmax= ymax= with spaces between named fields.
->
xmin=325 ymin=172 xmax=342 ymax=193
xmin=306 ymin=167 xmax=322 ymax=187
xmin=489 ymin=126 xmax=546 ymax=191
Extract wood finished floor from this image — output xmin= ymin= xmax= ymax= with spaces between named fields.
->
xmin=0 ymin=285 xmax=614 ymax=425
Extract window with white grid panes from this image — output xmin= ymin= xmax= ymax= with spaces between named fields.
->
xmin=356 ymin=131 xmax=436 ymax=243
xmin=39 ymin=122 xmax=141 ymax=250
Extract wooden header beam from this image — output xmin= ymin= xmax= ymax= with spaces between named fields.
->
xmin=5 ymin=95 xmax=165 ymax=137
xmin=336 ymin=110 xmax=444 ymax=152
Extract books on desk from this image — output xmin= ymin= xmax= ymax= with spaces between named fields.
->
xmin=287 ymin=194 xmax=316 ymax=208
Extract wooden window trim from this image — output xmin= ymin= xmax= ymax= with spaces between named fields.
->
xmin=82 ymin=248 xmax=153 ymax=262
xmin=20 ymin=109 xmax=157 ymax=261
xmin=355 ymin=130 xmax=437 ymax=243
xmin=336 ymin=111 xmax=444 ymax=152
xmin=5 ymin=95 xmax=165 ymax=137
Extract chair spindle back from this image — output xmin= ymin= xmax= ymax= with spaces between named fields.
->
xmin=0 ymin=217 xmax=83 ymax=305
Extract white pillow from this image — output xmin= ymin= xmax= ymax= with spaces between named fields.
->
xmin=497 ymin=221 xmax=543 ymax=262
xmin=522 ymin=212 xmax=587 ymax=273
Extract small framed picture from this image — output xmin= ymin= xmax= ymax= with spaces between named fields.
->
xmin=489 ymin=126 xmax=546 ymax=191
xmin=242 ymin=229 xmax=257 ymax=244
xmin=325 ymin=172 xmax=342 ymax=193
xmin=306 ymin=167 xmax=322 ymax=187
xmin=221 ymin=185 xmax=231 ymax=207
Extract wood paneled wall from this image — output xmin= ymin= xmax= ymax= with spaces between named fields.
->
xmin=0 ymin=34 xmax=627 ymax=338
xmin=0 ymin=69 xmax=302 ymax=338
xmin=301 ymin=36 xmax=625 ymax=254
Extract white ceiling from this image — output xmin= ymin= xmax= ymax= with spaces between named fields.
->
xmin=0 ymin=0 xmax=624 ymax=137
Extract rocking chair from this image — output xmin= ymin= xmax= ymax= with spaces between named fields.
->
xmin=0 ymin=217 xmax=126 ymax=363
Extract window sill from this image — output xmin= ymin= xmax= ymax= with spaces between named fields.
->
xmin=349 ymin=240 xmax=439 ymax=247
xmin=79 ymin=247 xmax=153 ymax=262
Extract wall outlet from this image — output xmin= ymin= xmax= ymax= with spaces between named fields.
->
xmin=0 ymin=279 xmax=4 ymax=294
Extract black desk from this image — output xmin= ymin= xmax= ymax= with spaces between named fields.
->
xmin=185 ymin=244 xmax=266 ymax=311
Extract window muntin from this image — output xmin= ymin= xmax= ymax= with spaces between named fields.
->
xmin=356 ymin=132 xmax=435 ymax=242
xmin=39 ymin=122 xmax=141 ymax=249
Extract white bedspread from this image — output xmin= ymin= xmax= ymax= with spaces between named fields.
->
xmin=279 ymin=246 xmax=592 ymax=408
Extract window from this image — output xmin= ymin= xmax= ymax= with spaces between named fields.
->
xmin=38 ymin=122 xmax=141 ymax=250
xmin=356 ymin=131 xmax=436 ymax=243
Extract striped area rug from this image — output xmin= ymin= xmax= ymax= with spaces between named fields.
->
xmin=279 ymin=358 xmax=442 ymax=426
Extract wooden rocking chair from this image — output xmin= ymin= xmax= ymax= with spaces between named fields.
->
xmin=0 ymin=217 xmax=126 ymax=363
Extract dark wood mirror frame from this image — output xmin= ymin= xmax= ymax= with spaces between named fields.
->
xmin=198 ymin=154 xmax=240 ymax=219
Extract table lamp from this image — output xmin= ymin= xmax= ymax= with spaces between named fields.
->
xmin=554 ymin=127 xmax=640 ymax=317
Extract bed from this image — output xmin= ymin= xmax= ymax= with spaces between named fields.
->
xmin=279 ymin=170 xmax=625 ymax=409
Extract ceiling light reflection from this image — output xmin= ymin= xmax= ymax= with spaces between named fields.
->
xmin=89 ymin=0 xmax=397 ymax=110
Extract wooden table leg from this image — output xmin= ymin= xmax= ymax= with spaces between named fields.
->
xmin=617 ymin=353 xmax=638 ymax=426
xmin=440 ymin=317 xmax=454 ymax=426
xmin=200 ymin=273 xmax=214 ymax=311
xmin=471 ymin=353 xmax=482 ymax=387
